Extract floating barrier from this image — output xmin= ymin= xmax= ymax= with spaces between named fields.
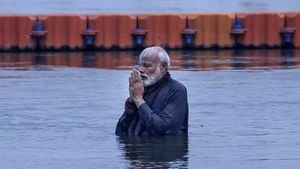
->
xmin=0 ymin=13 xmax=299 ymax=51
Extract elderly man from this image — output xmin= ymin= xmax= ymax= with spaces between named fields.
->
xmin=115 ymin=46 xmax=189 ymax=136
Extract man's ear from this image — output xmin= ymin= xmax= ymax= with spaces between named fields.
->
xmin=160 ymin=63 xmax=168 ymax=72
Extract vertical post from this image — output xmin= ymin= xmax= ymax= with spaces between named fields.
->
xmin=181 ymin=16 xmax=196 ymax=48
xmin=280 ymin=14 xmax=296 ymax=48
xmin=131 ymin=16 xmax=147 ymax=48
xmin=230 ymin=14 xmax=246 ymax=48
xmin=81 ymin=16 xmax=98 ymax=49
xmin=30 ymin=17 xmax=47 ymax=50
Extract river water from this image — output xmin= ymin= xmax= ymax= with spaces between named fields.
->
xmin=1 ymin=49 xmax=300 ymax=169
xmin=0 ymin=0 xmax=300 ymax=14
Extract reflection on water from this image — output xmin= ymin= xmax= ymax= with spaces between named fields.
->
xmin=82 ymin=52 xmax=97 ymax=68
xmin=117 ymin=136 xmax=188 ymax=168
xmin=281 ymin=49 xmax=295 ymax=67
xmin=231 ymin=50 xmax=246 ymax=69
xmin=0 ymin=49 xmax=300 ymax=71
xmin=181 ymin=50 xmax=197 ymax=69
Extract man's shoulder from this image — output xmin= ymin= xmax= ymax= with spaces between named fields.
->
xmin=168 ymin=77 xmax=187 ymax=92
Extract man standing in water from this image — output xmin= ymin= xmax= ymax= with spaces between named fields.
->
xmin=115 ymin=46 xmax=189 ymax=136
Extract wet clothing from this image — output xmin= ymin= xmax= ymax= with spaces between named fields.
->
xmin=115 ymin=72 xmax=189 ymax=136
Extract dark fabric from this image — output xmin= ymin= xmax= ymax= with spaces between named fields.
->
xmin=115 ymin=72 xmax=189 ymax=136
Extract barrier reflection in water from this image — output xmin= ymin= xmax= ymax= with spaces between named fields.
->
xmin=0 ymin=49 xmax=300 ymax=70
xmin=231 ymin=50 xmax=246 ymax=69
xmin=280 ymin=49 xmax=295 ymax=68
xmin=117 ymin=136 xmax=188 ymax=168
xmin=181 ymin=50 xmax=196 ymax=69
xmin=82 ymin=52 xmax=96 ymax=68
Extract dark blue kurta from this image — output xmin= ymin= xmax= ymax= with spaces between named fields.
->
xmin=115 ymin=72 xmax=189 ymax=136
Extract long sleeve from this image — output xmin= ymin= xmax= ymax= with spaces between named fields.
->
xmin=115 ymin=98 xmax=137 ymax=136
xmin=138 ymin=84 xmax=188 ymax=135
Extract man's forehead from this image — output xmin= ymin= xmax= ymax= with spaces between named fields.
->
xmin=140 ymin=54 xmax=159 ymax=62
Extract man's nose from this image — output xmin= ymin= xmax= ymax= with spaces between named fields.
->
xmin=137 ymin=65 xmax=145 ymax=73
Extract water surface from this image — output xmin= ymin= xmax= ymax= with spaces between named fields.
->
xmin=1 ymin=49 xmax=300 ymax=169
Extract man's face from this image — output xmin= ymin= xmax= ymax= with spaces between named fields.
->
xmin=138 ymin=55 xmax=165 ymax=87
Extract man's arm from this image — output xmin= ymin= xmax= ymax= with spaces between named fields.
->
xmin=115 ymin=98 xmax=137 ymax=136
xmin=129 ymin=68 xmax=188 ymax=135
xmin=138 ymin=85 xmax=188 ymax=135
xmin=116 ymin=68 xmax=144 ymax=136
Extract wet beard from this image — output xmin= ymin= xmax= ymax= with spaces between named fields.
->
xmin=142 ymin=69 xmax=162 ymax=87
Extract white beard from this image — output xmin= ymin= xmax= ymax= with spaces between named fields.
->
xmin=142 ymin=68 xmax=162 ymax=87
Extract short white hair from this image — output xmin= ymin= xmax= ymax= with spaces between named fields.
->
xmin=139 ymin=46 xmax=171 ymax=68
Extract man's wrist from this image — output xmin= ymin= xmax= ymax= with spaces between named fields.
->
xmin=134 ymin=98 xmax=145 ymax=108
